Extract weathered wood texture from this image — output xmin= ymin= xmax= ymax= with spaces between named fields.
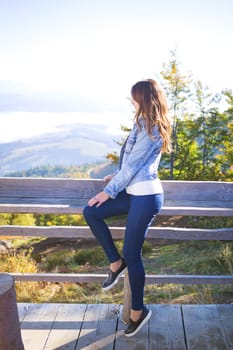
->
xmin=18 ymin=303 xmax=233 ymax=350
xmin=0 ymin=178 xmax=232 ymax=243
xmin=1 ymin=179 xmax=232 ymax=284
xmin=0 ymin=274 xmax=24 ymax=350
xmin=0 ymin=178 xmax=233 ymax=215
xmin=11 ymin=272 xmax=233 ymax=285
xmin=1 ymin=225 xmax=233 ymax=240
xmin=122 ymin=270 xmax=132 ymax=324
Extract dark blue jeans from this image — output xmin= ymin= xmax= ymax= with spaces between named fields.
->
xmin=83 ymin=190 xmax=163 ymax=310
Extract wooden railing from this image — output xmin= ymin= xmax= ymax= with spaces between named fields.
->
xmin=0 ymin=177 xmax=233 ymax=322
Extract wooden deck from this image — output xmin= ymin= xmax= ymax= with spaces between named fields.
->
xmin=18 ymin=303 xmax=233 ymax=350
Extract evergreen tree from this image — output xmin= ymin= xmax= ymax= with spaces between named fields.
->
xmin=159 ymin=49 xmax=193 ymax=179
xmin=214 ymin=89 xmax=233 ymax=181
xmin=192 ymin=81 xmax=222 ymax=179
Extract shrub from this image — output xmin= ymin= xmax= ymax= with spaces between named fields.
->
xmin=74 ymin=247 xmax=106 ymax=266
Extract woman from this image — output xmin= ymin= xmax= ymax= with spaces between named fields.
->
xmin=83 ymin=79 xmax=171 ymax=337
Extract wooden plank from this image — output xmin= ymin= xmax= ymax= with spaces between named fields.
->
xmin=20 ymin=303 xmax=59 ymax=350
xmin=162 ymin=181 xmax=233 ymax=202
xmin=144 ymin=274 xmax=233 ymax=285
xmin=0 ymin=198 xmax=84 ymax=206
xmin=217 ymin=304 xmax=233 ymax=349
xmin=43 ymin=304 xmax=86 ymax=350
xmin=163 ymin=201 xmax=233 ymax=209
xmin=160 ymin=207 xmax=233 ymax=216
xmin=1 ymin=204 xmax=233 ymax=215
xmin=12 ymin=273 xmax=233 ymax=284
xmin=17 ymin=303 xmax=31 ymax=324
xmin=149 ymin=304 xmax=186 ymax=350
xmin=182 ymin=304 xmax=231 ymax=350
xmin=1 ymin=178 xmax=232 ymax=202
xmin=17 ymin=303 xmax=233 ymax=350
xmin=0 ymin=203 xmax=83 ymax=214
xmin=13 ymin=273 xmax=108 ymax=283
xmin=75 ymin=304 xmax=120 ymax=350
xmin=0 ymin=225 xmax=92 ymax=237
xmin=0 ymin=179 xmax=233 ymax=212
xmin=0 ymin=178 xmax=104 ymax=199
xmin=1 ymin=225 xmax=233 ymax=240
xmin=146 ymin=227 xmax=233 ymax=240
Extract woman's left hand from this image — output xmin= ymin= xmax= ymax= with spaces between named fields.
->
xmin=88 ymin=191 xmax=110 ymax=207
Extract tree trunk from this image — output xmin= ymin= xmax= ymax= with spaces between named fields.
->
xmin=0 ymin=273 xmax=24 ymax=350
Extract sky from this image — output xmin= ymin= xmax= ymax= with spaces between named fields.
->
xmin=0 ymin=0 xmax=232 ymax=142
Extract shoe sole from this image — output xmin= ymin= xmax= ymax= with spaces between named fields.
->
xmin=102 ymin=266 xmax=127 ymax=292
xmin=124 ymin=309 xmax=152 ymax=337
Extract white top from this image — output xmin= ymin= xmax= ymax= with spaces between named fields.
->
xmin=126 ymin=178 xmax=163 ymax=195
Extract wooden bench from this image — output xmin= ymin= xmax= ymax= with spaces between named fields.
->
xmin=0 ymin=177 xmax=233 ymax=323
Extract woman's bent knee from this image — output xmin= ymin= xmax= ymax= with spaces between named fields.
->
xmin=83 ymin=205 xmax=93 ymax=220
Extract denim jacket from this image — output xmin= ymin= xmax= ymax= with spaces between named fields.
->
xmin=104 ymin=119 xmax=163 ymax=199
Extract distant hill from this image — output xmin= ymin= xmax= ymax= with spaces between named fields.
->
xmin=5 ymin=162 xmax=118 ymax=179
xmin=89 ymin=162 xmax=118 ymax=179
xmin=0 ymin=123 xmax=120 ymax=176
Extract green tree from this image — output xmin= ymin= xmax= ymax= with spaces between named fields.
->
xmin=214 ymin=89 xmax=233 ymax=181
xmin=160 ymin=49 xmax=193 ymax=179
xmin=174 ymin=84 xmax=232 ymax=181
xmin=172 ymin=114 xmax=200 ymax=179
xmin=191 ymin=81 xmax=222 ymax=180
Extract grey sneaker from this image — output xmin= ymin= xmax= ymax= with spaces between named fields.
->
xmin=124 ymin=306 xmax=152 ymax=337
xmin=102 ymin=259 xmax=127 ymax=291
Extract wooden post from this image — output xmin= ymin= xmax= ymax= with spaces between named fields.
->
xmin=0 ymin=273 xmax=24 ymax=350
xmin=122 ymin=270 xmax=132 ymax=324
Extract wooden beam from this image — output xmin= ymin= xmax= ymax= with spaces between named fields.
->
xmin=1 ymin=204 xmax=233 ymax=216
xmin=160 ymin=206 xmax=233 ymax=216
xmin=1 ymin=178 xmax=233 ymax=202
xmin=0 ymin=204 xmax=82 ymax=214
xmin=1 ymin=225 xmax=233 ymax=240
xmin=1 ymin=204 xmax=233 ymax=215
xmin=0 ymin=179 xmax=233 ymax=215
xmin=11 ymin=273 xmax=233 ymax=284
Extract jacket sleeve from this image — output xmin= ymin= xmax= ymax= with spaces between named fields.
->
xmin=104 ymin=125 xmax=162 ymax=199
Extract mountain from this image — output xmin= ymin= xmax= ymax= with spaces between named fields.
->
xmin=0 ymin=123 xmax=120 ymax=176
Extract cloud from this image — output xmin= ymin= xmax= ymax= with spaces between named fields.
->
xmin=0 ymin=91 xmax=101 ymax=113
xmin=0 ymin=80 xmax=130 ymax=113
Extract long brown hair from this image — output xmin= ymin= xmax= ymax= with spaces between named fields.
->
xmin=131 ymin=79 xmax=171 ymax=153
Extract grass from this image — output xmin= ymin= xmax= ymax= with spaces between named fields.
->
xmin=144 ymin=240 xmax=233 ymax=275
xmin=1 ymin=236 xmax=232 ymax=305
